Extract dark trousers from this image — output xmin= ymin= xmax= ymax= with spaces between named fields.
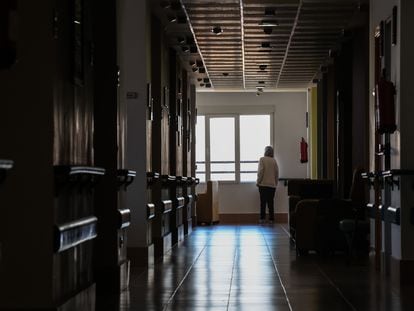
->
xmin=259 ymin=186 xmax=276 ymax=220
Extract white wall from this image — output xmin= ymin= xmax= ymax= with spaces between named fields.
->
xmin=119 ymin=0 xmax=149 ymax=247
xmin=196 ymin=91 xmax=308 ymax=215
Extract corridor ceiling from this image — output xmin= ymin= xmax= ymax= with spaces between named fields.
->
xmin=155 ymin=0 xmax=363 ymax=90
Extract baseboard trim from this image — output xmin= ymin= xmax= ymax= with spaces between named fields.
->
xmin=219 ymin=213 xmax=288 ymax=224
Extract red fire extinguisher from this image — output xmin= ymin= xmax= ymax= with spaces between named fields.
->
xmin=300 ymin=137 xmax=308 ymax=163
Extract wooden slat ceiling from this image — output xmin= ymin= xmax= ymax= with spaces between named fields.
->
xmin=177 ymin=0 xmax=359 ymax=90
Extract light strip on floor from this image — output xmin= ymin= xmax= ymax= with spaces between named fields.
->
xmin=163 ymin=244 xmax=207 ymax=311
xmin=262 ymin=227 xmax=293 ymax=311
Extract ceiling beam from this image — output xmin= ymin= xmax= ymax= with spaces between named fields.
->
xmin=276 ymin=0 xmax=303 ymax=88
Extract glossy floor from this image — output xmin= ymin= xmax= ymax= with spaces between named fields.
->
xmin=98 ymin=224 xmax=414 ymax=311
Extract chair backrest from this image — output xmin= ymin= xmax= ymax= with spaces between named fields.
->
xmin=287 ymin=179 xmax=334 ymax=199
xmin=348 ymin=168 xmax=366 ymax=205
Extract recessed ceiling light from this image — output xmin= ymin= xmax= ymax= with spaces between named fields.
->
xmin=181 ymin=46 xmax=190 ymax=53
xmin=192 ymin=67 xmax=199 ymax=73
xmin=222 ymin=72 xmax=229 ymax=76
xmin=189 ymin=60 xmax=196 ymax=67
xmin=260 ymin=20 xmax=279 ymax=27
xmin=197 ymin=78 xmax=202 ymax=82
xmin=261 ymin=42 xmax=271 ymax=48
xmin=259 ymin=64 xmax=267 ymax=70
xmin=203 ymin=78 xmax=210 ymax=83
xmin=200 ymin=83 xmax=205 ymax=87
xmin=205 ymin=83 xmax=212 ymax=88
xmin=211 ymin=26 xmax=223 ymax=35
xmin=258 ymin=81 xmax=265 ymax=84
xmin=196 ymin=60 xmax=203 ymax=67
xmin=167 ymin=15 xmax=177 ymax=23
xmin=198 ymin=68 xmax=206 ymax=74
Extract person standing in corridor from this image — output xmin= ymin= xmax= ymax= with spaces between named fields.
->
xmin=256 ymin=146 xmax=279 ymax=224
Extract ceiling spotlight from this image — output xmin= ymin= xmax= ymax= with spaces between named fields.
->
xmin=259 ymin=64 xmax=267 ymax=71
xmin=203 ymin=78 xmax=210 ymax=83
xmin=198 ymin=68 xmax=206 ymax=74
xmin=260 ymin=20 xmax=279 ymax=27
xmin=222 ymin=72 xmax=229 ymax=77
xmin=181 ymin=46 xmax=190 ymax=53
xmin=200 ymin=83 xmax=205 ymax=87
xmin=258 ymin=81 xmax=265 ymax=84
xmin=167 ymin=15 xmax=177 ymax=23
xmin=189 ymin=60 xmax=196 ymax=67
xmin=197 ymin=78 xmax=202 ymax=82
xmin=329 ymin=49 xmax=338 ymax=58
xmin=261 ymin=42 xmax=271 ymax=48
xmin=211 ymin=26 xmax=223 ymax=35
xmin=263 ymin=27 xmax=273 ymax=35
xmin=205 ymin=83 xmax=212 ymax=88
xmin=196 ymin=60 xmax=203 ymax=67
xmin=192 ymin=67 xmax=199 ymax=73
xmin=177 ymin=36 xmax=186 ymax=44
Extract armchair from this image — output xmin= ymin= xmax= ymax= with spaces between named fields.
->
xmin=196 ymin=181 xmax=220 ymax=225
xmin=288 ymin=179 xmax=334 ymax=239
xmin=291 ymin=169 xmax=367 ymax=256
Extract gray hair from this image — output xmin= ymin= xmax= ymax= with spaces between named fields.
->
xmin=264 ymin=146 xmax=274 ymax=157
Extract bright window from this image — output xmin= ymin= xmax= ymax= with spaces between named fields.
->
xmin=196 ymin=116 xmax=206 ymax=182
xmin=210 ymin=117 xmax=235 ymax=181
xmin=240 ymin=115 xmax=271 ymax=182
xmin=196 ymin=114 xmax=272 ymax=183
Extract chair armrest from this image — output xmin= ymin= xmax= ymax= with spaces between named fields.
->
xmin=289 ymin=195 xmax=302 ymax=214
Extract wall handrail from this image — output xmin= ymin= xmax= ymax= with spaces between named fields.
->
xmin=117 ymin=169 xmax=136 ymax=190
xmin=54 ymin=216 xmax=98 ymax=253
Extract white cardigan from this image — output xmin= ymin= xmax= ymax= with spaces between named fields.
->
xmin=257 ymin=156 xmax=279 ymax=188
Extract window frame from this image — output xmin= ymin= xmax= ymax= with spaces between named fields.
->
xmin=196 ymin=112 xmax=274 ymax=184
